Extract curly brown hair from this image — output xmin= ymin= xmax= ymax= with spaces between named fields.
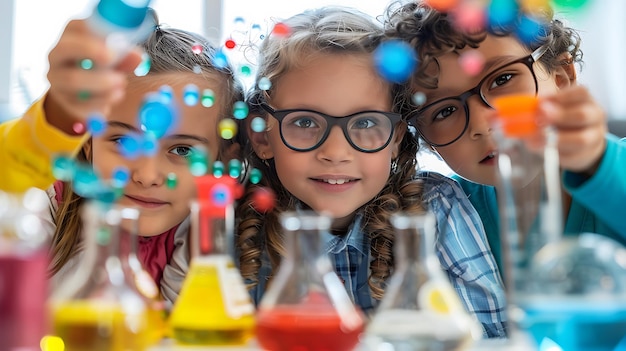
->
xmin=236 ymin=6 xmax=426 ymax=300
xmin=383 ymin=0 xmax=583 ymax=115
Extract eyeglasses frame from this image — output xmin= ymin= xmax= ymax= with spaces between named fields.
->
xmin=408 ymin=45 xmax=549 ymax=147
xmin=260 ymin=102 xmax=403 ymax=153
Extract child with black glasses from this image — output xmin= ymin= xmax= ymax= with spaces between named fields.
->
xmin=385 ymin=0 xmax=626 ymax=278
xmin=234 ymin=6 xmax=507 ymax=338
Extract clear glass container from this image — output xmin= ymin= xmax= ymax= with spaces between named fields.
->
xmin=117 ymin=206 xmax=167 ymax=344
xmin=493 ymin=95 xmax=626 ymax=351
xmin=364 ymin=213 xmax=481 ymax=351
xmin=0 ymin=189 xmax=49 ymax=350
xmin=169 ymin=175 xmax=255 ymax=345
xmin=255 ymin=211 xmax=366 ymax=351
xmin=49 ymin=201 xmax=152 ymax=351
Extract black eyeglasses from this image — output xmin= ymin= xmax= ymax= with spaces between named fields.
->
xmin=407 ymin=45 xmax=548 ymax=147
xmin=260 ymin=102 xmax=402 ymax=153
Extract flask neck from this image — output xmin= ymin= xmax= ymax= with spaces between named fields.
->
xmin=495 ymin=125 xmax=564 ymax=298
xmin=91 ymin=204 xmax=127 ymax=286
xmin=190 ymin=175 xmax=243 ymax=258
xmin=391 ymin=214 xmax=436 ymax=270
xmin=116 ymin=207 xmax=148 ymax=282
xmin=278 ymin=212 xmax=335 ymax=293
xmin=495 ymin=126 xmax=563 ymax=241
xmin=190 ymin=200 xmax=234 ymax=258
xmin=280 ymin=212 xmax=332 ymax=271
xmin=285 ymin=225 xmax=327 ymax=269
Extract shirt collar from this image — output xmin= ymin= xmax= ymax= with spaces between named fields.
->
xmin=323 ymin=212 xmax=368 ymax=255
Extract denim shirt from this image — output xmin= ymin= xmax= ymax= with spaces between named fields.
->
xmin=248 ymin=172 xmax=507 ymax=338
xmin=419 ymin=172 xmax=507 ymax=338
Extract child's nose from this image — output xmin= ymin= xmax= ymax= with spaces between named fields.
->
xmin=131 ymin=156 xmax=165 ymax=187
xmin=316 ymin=126 xmax=353 ymax=163
xmin=467 ymin=96 xmax=493 ymax=139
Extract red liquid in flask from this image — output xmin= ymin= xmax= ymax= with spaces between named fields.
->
xmin=0 ymin=251 xmax=48 ymax=350
xmin=256 ymin=305 xmax=364 ymax=351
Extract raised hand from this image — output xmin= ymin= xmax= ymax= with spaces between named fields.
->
xmin=44 ymin=19 xmax=143 ymax=134
xmin=538 ymin=85 xmax=607 ymax=176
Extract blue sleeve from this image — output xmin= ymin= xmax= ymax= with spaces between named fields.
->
xmin=562 ymin=135 xmax=626 ymax=236
xmin=419 ymin=172 xmax=507 ymax=338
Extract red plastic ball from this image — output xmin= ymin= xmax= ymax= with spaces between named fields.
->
xmin=252 ymin=187 xmax=276 ymax=213
xmin=224 ymin=39 xmax=236 ymax=49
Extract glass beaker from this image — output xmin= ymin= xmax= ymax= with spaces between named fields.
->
xmin=0 ymin=189 xmax=49 ymax=351
xmin=50 ymin=201 xmax=152 ymax=351
xmin=169 ymin=175 xmax=255 ymax=345
xmin=255 ymin=211 xmax=366 ymax=351
xmin=493 ymin=95 xmax=626 ymax=351
xmin=364 ymin=212 xmax=481 ymax=351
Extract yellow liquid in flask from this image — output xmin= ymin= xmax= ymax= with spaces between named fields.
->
xmin=169 ymin=255 xmax=255 ymax=345
xmin=53 ymin=300 xmax=150 ymax=351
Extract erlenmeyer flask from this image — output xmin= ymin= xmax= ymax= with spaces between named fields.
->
xmin=50 ymin=201 xmax=152 ymax=351
xmin=364 ymin=212 xmax=481 ymax=351
xmin=493 ymin=95 xmax=626 ymax=351
xmin=117 ymin=207 xmax=167 ymax=344
xmin=0 ymin=189 xmax=49 ymax=351
xmin=169 ymin=175 xmax=255 ymax=345
xmin=255 ymin=211 xmax=366 ymax=351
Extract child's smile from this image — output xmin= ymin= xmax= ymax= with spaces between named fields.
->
xmin=256 ymin=53 xmax=403 ymax=220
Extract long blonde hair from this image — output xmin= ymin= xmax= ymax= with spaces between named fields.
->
xmin=236 ymin=6 xmax=425 ymax=299
xmin=49 ymin=11 xmax=243 ymax=276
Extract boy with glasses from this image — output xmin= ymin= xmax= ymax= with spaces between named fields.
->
xmin=385 ymin=1 xmax=626 ymax=276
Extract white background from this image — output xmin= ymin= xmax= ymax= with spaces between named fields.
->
xmin=1 ymin=0 xmax=623 ymax=173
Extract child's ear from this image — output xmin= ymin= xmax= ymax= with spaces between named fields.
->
xmin=247 ymin=115 xmax=274 ymax=159
xmin=554 ymin=52 xmax=577 ymax=88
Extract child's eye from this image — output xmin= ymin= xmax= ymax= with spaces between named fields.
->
xmin=109 ymin=135 xmax=130 ymax=145
xmin=170 ymin=146 xmax=193 ymax=158
xmin=489 ymin=73 xmax=514 ymax=89
xmin=352 ymin=117 xmax=377 ymax=129
xmin=433 ymin=105 xmax=458 ymax=121
xmin=292 ymin=117 xmax=318 ymax=129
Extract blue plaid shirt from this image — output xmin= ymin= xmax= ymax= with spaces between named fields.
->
xmin=419 ymin=172 xmax=507 ymax=338
xmin=248 ymin=172 xmax=507 ymax=338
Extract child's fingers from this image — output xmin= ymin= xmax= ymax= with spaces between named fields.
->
xmin=47 ymin=89 xmax=118 ymax=119
xmin=543 ymin=85 xmax=590 ymax=106
xmin=46 ymin=86 xmax=125 ymax=124
xmin=540 ymin=100 xmax=605 ymax=132
xmin=540 ymin=86 xmax=605 ymax=127
xmin=48 ymin=21 xmax=113 ymax=70
xmin=556 ymin=126 xmax=607 ymax=172
xmin=115 ymin=47 xmax=144 ymax=73
xmin=534 ymin=85 xmax=608 ymax=173
xmin=47 ymin=66 xmax=126 ymax=97
xmin=47 ymin=67 xmax=127 ymax=120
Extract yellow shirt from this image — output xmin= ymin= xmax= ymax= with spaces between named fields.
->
xmin=0 ymin=98 xmax=88 ymax=193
